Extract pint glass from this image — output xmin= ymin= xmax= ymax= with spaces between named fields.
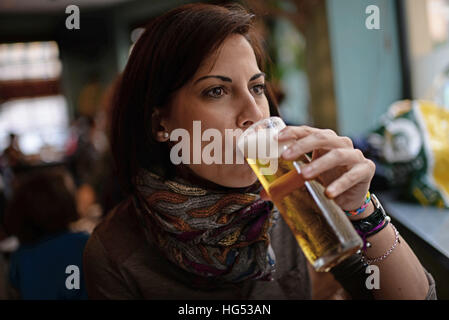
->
xmin=237 ymin=117 xmax=363 ymax=272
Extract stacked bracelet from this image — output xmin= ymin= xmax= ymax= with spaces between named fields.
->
xmin=356 ymin=216 xmax=391 ymax=252
xmin=360 ymin=223 xmax=401 ymax=264
xmin=350 ymin=193 xmax=400 ymax=264
xmin=344 ymin=191 xmax=371 ymax=217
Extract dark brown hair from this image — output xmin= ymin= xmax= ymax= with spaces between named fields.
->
xmin=4 ymin=169 xmax=79 ymax=244
xmin=110 ymin=3 xmax=280 ymax=194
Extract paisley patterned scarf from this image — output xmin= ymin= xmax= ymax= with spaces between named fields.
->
xmin=133 ymin=167 xmax=279 ymax=284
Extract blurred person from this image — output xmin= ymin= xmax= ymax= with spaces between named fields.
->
xmin=4 ymin=169 xmax=89 ymax=300
xmin=84 ymin=3 xmax=436 ymax=300
xmin=0 ymin=224 xmax=18 ymax=300
xmin=66 ymin=116 xmax=109 ymax=196
xmin=78 ymin=73 xmax=104 ymax=119
xmin=67 ymin=77 xmax=125 ymax=219
xmin=0 ymin=133 xmax=25 ymax=201
xmin=65 ymin=116 xmax=107 ymax=218
xmin=2 ymin=133 xmax=24 ymax=169
xmin=70 ymin=183 xmax=102 ymax=234
xmin=66 ymin=116 xmax=101 ymax=187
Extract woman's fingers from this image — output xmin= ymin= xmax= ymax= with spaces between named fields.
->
xmin=325 ymin=160 xmax=375 ymax=198
xmin=260 ymin=158 xmax=374 ymax=203
xmin=260 ymin=188 xmax=271 ymax=200
xmin=271 ymin=125 xmax=375 ymax=207
xmin=276 ymin=125 xmax=317 ymax=141
xmin=260 ymin=169 xmax=306 ymax=201
xmin=301 ymin=148 xmax=365 ymax=179
xmin=281 ymin=130 xmax=352 ymax=161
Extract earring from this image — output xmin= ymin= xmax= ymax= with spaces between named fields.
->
xmin=158 ymin=131 xmax=169 ymax=141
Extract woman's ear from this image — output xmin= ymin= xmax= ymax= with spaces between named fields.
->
xmin=152 ymin=108 xmax=170 ymax=142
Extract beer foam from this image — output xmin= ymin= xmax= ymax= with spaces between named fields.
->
xmin=237 ymin=128 xmax=291 ymax=160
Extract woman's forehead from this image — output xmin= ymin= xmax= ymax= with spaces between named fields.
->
xmin=195 ymin=34 xmax=259 ymax=77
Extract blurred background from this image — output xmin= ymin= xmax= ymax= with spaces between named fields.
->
xmin=0 ymin=0 xmax=448 ymax=300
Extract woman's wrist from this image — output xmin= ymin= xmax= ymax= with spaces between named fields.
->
xmin=348 ymin=200 xmax=375 ymax=221
xmin=350 ymin=193 xmax=392 ymax=253
xmin=360 ymin=222 xmax=401 ymax=265
xmin=343 ymin=192 xmax=372 ymax=219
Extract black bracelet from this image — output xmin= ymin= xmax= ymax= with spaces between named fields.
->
xmin=366 ymin=216 xmax=390 ymax=238
xmin=354 ymin=216 xmax=390 ymax=252
xmin=351 ymin=193 xmax=387 ymax=234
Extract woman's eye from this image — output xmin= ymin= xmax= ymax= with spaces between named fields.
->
xmin=252 ymin=84 xmax=266 ymax=95
xmin=205 ymin=87 xmax=225 ymax=98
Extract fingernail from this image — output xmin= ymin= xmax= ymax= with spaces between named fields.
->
xmin=327 ymin=186 xmax=336 ymax=196
xmin=276 ymin=130 xmax=286 ymax=140
xmin=302 ymin=166 xmax=312 ymax=177
xmin=282 ymin=147 xmax=293 ymax=157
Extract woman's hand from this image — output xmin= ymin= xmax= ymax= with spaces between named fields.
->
xmin=261 ymin=125 xmax=376 ymax=212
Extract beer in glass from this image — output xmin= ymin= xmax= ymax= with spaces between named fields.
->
xmin=237 ymin=117 xmax=363 ymax=272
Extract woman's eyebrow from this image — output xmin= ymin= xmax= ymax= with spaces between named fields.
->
xmin=194 ymin=72 xmax=266 ymax=85
xmin=249 ymin=72 xmax=266 ymax=81
xmin=194 ymin=75 xmax=232 ymax=84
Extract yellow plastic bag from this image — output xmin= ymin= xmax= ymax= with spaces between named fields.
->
xmin=369 ymin=100 xmax=449 ymax=208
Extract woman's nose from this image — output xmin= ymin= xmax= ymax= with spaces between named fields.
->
xmin=237 ymin=93 xmax=264 ymax=129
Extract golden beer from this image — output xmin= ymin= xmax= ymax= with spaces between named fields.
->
xmin=239 ymin=117 xmax=363 ymax=272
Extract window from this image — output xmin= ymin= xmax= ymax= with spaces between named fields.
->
xmin=0 ymin=95 xmax=69 ymax=156
xmin=405 ymin=0 xmax=449 ymax=105
xmin=0 ymin=41 xmax=69 ymax=159
xmin=0 ymin=41 xmax=61 ymax=81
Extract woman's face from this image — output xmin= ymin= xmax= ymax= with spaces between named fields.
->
xmin=160 ymin=34 xmax=271 ymax=187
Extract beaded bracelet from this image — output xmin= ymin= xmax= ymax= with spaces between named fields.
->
xmin=344 ymin=191 xmax=371 ymax=217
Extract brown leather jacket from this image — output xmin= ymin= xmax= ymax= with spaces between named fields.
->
xmin=83 ymin=197 xmax=436 ymax=300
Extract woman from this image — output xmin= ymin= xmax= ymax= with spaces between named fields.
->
xmin=83 ymin=3 xmax=436 ymax=299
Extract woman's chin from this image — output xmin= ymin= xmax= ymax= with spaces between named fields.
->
xmin=188 ymin=164 xmax=258 ymax=188
xmin=217 ymin=166 xmax=258 ymax=188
